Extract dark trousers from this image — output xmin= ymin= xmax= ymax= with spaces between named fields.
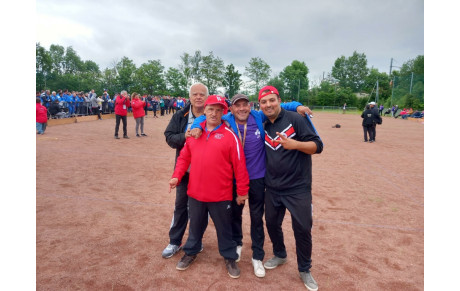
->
xmin=231 ymin=178 xmax=266 ymax=260
xmin=265 ymin=190 xmax=313 ymax=272
xmin=115 ymin=115 xmax=127 ymax=137
xmin=92 ymin=107 xmax=101 ymax=119
xmin=184 ymin=197 xmax=238 ymax=260
xmin=363 ymin=125 xmax=375 ymax=141
xmin=160 ymin=108 xmax=165 ymax=116
xmin=169 ymin=173 xmax=208 ymax=246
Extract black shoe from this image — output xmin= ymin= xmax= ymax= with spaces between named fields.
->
xmin=136 ymin=134 xmax=140 ymax=137
xmin=176 ymin=254 xmax=197 ymax=271
xmin=141 ymin=133 xmax=147 ymax=136
xmin=225 ymin=259 xmax=240 ymax=279
xmin=115 ymin=136 xmax=120 ymax=139
xmin=123 ymin=135 xmax=129 ymax=139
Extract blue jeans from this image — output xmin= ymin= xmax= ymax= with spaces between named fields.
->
xmin=36 ymin=122 xmax=47 ymax=134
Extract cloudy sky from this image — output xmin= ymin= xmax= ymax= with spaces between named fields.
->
xmin=36 ymin=0 xmax=424 ymax=86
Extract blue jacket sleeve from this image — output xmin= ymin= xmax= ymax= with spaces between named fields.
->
xmin=257 ymin=101 xmax=302 ymax=123
xmin=190 ymin=115 xmax=206 ymax=129
xmin=190 ymin=113 xmax=232 ymax=130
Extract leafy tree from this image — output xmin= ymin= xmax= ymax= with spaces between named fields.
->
xmin=200 ymin=51 xmax=224 ymax=94
xmin=134 ymin=60 xmax=166 ymax=95
xmin=363 ymin=68 xmax=391 ymax=103
xmin=165 ymin=67 xmax=187 ymax=96
xmin=280 ymin=60 xmax=309 ymax=102
xmin=63 ymin=46 xmax=83 ymax=74
xmin=331 ymin=51 xmax=369 ymax=92
xmin=245 ymin=57 xmax=271 ymax=95
xmin=116 ymin=57 xmax=136 ymax=92
xmin=179 ymin=52 xmax=193 ymax=88
xmin=49 ymin=44 xmax=65 ymax=75
xmin=222 ymin=64 xmax=242 ymax=98
xmin=36 ymin=43 xmax=52 ymax=91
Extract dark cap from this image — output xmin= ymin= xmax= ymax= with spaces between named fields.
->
xmin=231 ymin=94 xmax=249 ymax=105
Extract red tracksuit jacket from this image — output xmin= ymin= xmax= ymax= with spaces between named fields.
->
xmin=131 ymin=99 xmax=145 ymax=119
xmin=172 ymin=121 xmax=249 ymax=202
xmin=36 ymin=103 xmax=47 ymax=123
xmin=114 ymin=96 xmax=130 ymax=116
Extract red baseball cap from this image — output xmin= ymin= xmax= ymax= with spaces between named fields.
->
xmin=205 ymin=95 xmax=228 ymax=114
xmin=258 ymin=85 xmax=279 ymax=101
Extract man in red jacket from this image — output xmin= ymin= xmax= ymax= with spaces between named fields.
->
xmin=114 ymin=90 xmax=131 ymax=139
xmin=36 ymin=98 xmax=48 ymax=134
xmin=169 ymin=95 xmax=249 ymax=279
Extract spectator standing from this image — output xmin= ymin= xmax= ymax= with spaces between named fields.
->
xmin=168 ymin=95 xmax=249 ymax=278
xmin=379 ymin=104 xmax=384 ymax=116
xmin=131 ymin=92 xmax=147 ymax=137
xmin=151 ymin=96 xmax=159 ymax=118
xmin=258 ymin=85 xmax=323 ymax=291
xmin=160 ymin=97 xmax=165 ymax=116
xmin=342 ymin=103 xmax=347 ymax=114
xmin=114 ymin=90 xmax=131 ymax=139
xmin=36 ymin=98 xmax=48 ymax=134
xmin=90 ymin=90 xmax=102 ymax=120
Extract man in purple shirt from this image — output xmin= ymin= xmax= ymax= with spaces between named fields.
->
xmin=191 ymin=93 xmax=311 ymax=278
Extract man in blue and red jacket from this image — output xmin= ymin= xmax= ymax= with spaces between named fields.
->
xmin=169 ymin=95 xmax=249 ymax=279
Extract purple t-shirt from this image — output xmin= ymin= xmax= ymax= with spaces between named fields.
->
xmin=236 ymin=114 xmax=265 ymax=180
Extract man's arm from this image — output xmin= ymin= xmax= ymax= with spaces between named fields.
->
xmin=164 ymin=114 xmax=186 ymax=149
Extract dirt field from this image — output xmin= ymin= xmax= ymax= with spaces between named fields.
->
xmin=36 ymin=111 xmax=424 ymax=290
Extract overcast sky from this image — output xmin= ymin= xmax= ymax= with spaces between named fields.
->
xmin=36 ymin=0 xmax=424 ymax=86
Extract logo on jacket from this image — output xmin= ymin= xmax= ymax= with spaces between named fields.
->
xmin=255 ymin=129 xmax=261 ymax=139
xmin=214 ymin=133 xmax=224 ymax=139
xmin=227 ymin=204 xmax=231 ymax=209
xmin=264 ymin=124 xmax=296 ymax=151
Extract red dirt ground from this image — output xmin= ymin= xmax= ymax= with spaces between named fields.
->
xmin=36 ymin=111 xmax=424 ymax=290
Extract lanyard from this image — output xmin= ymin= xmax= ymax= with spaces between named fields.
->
xmin=236 ymin=123 xmax=247 ymax=149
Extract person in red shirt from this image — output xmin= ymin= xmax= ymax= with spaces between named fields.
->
xmin=114 ymin=90 xmax=131 ymax=139
xmin=169 ymin=95 xmax=249 ymax=279
xmin=36 ymin=98 xmax=48 ymax=134
xmin=131 ymin=92 xmax=147 ymax=137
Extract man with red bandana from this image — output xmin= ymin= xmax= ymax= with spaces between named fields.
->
xmin=169 ymin=95 xmax=249 ymax=279
xmin=259 ymin=85 xmax=323 ymax=291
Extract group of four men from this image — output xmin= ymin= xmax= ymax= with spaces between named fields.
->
xmin=164 ymin=83 xmax=323 ymax=290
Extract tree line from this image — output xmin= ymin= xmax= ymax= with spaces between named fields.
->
xmin=36 ymin=43 xmax=424 ymax=110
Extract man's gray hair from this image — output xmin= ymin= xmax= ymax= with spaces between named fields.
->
xmin=189 ymin=83 xmax=208 ymax=97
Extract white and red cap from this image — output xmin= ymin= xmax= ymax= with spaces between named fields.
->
xmin=258 ymin=85 xmax=279 ymax=101
xmin=205 ymin=95 xmax=228 ymax=114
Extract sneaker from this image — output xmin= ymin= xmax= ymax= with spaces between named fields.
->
xmin=264 ymin=256 xmax=287 ymax=269
xmin=176 ymin=254 xmax=197 ymax=270
xmin=252 ymin=258 xmax=266 ymax=278
xmin=236 ymin=245 xmax=242 ymax=262
xmin=199 ymin=243 xmax=204 ymax=253
xmin=162 ymin=244 xmax=182 ymax=259
xmin=299 ymin=271 xmax=318 ymax=291
xmin=136 ymin=134 xmax=140 ymax=137
xmin=141 ymin=133 xmax=147 ymax=136
xmin=123 ymin=135 xmax=129 ymax=139
xmin=114 ymin=136 xmax=120 ymax=139
xmin=225 ymin=259 xmax=240 ymax=279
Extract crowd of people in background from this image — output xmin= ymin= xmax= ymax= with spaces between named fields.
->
xmin=36 ymin=89 xmax=188 ymax=120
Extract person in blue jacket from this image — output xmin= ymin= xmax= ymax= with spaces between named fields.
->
xmin=190 ymin=94 xmax=312 ymax=278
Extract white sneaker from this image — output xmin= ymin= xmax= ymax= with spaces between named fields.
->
xmin=252 ymin=258 xmax=266 ymax=278
xmin=236 ymin=245 xmax=242 ymax=262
